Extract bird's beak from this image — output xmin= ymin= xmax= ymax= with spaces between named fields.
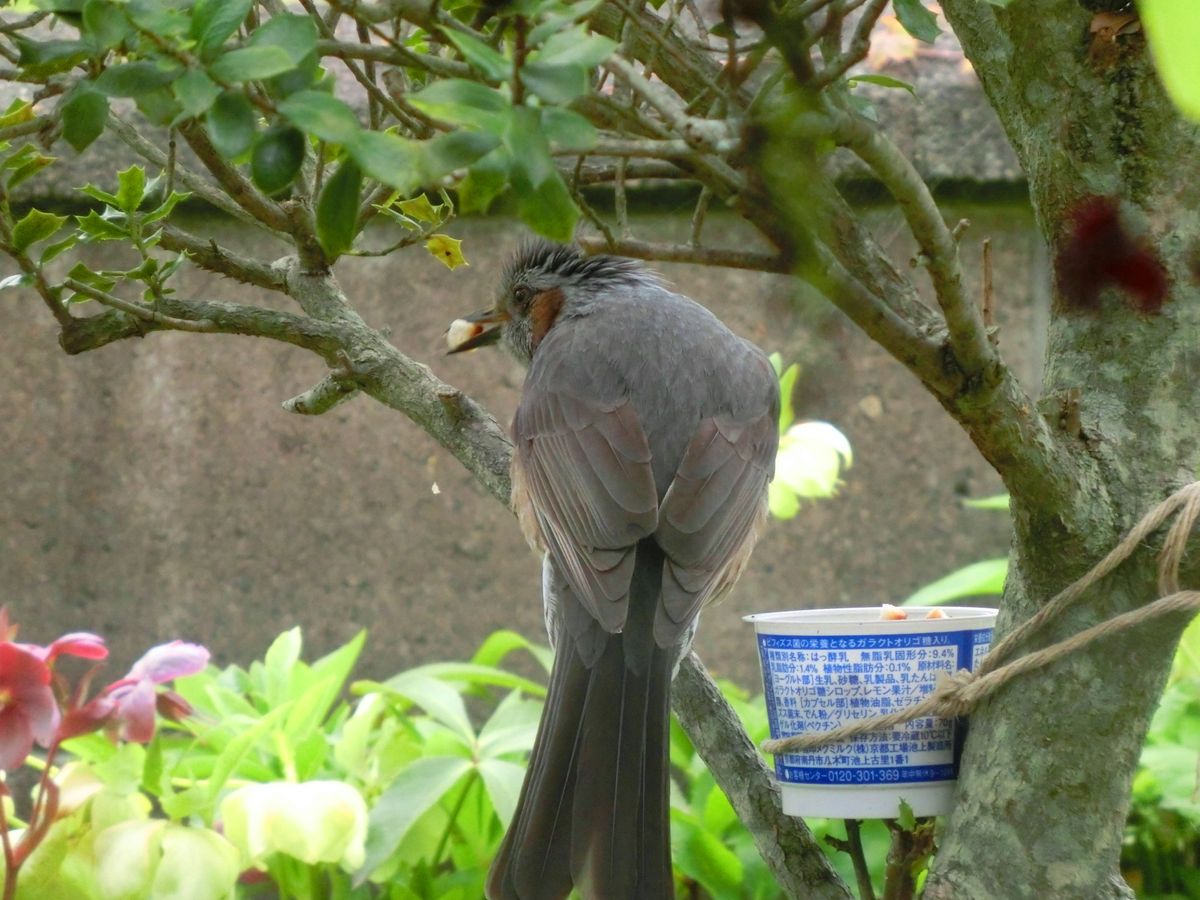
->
xmin=445 ymin=307 xmax=507 ymax=354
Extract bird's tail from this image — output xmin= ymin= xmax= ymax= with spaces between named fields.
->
xmin=486 ymin=542 xmax=675 ymax=900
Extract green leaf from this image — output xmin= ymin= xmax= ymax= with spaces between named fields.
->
xmin=345 ymin=130 xmax=421 ymax=193
xmin=505 ymin=106 xmax=553 ymax=187
xmin=277 ymin=90 xmax=361 ymax=145
xmin=1139 ymin=0 xmax=1200 ymax=122
xmin=0 ymin=100 xmax=33 ymax=130
xmin=471 ymin=628 xmax=551 ymax=672
xmin=205 ymin=90 xmax=256 ymax=159
xmin=59 ymin=87 xmax=109 ymax=152
xmin=247 ymin=13 xmax=318 ymax=65
xmin=515 ymin=168 xmax=577 ymax=241
xmin=777 ymin=362 xmax=799 ymax=433
xmin=83 ymin=0 xmax=132 ymax=51
xmin=210 ymin=45 xmax=295 ymax=82
xmin=357 ymin=757 xmax=473 ymax=881
xmin=116 ymin=164 xmax=146 ymax=212
xmin=40 ymin=234 xmax=79 ymax=264
xmin=191 ymin=0 xmax=253 ymax=59
xmin=204 ymin=704 xmax=292 ymax=806
xmin=174 ymin=70 xmax=223 ymax=118
xmin=477 ymin=758 xmax=526 ymax=826
xmin=962 ymin=494 xmax=1010 ymax=510
xmin=902 ymin=558 xmax=1008 ymax=606
xmin=897 ymin=797 xmax=917 ymax=830
xmin=443 ymin=30 xmax=510 ymax=82
xmin=250 ymin=124 xmax=305 ymax=195
xmin=892 ymin=0 xmax=942 ymax=43
xmin=383 ymin=673 xmax=475 ymax=743
xmin=142 ymin=190 xmax=192 ymax=225
xmin=134 ymin=86 xmax=183 ymax=127
xmin=262 ymin=626 xmax=303 ymax=705
xmin=476 ymin=691 xmax=540 ymax=759
xmin=540 ymin=107 xmax=597 ymax=152
xmin=848 ymin=74 xmax=916 ymax=95
xmin=531 ymin=30 xmax=615 ymax=68
xmin=421 ymin=130 xmax=501 ymax=182
xmin=65 ymin=261 xmax=117 ymax=298
xmin=672 ymin=814 xmax=744 ymax=899
xmin=521 ymin=61 xmax=588 ymax=104
xmin=95 ymin=61 xmax=182 ymax=98
xmin=14 ymin=37 xmax=89 ymax=76
xmin=410 ymin=79 xmax=509 ymax=131
xmin=74 ymin=210 xmax=128 ymax=241
xmin=7 ymin=149 xmax=55 ymax=189
xmin=457 ymin=146 xmax=510 ymax=215
xmin=12 ymin=208 xmax=68 ymax=252
xmin=126 ymin=0 xmax=191 ymax=39
xmin=316 ymin=158 xmax=363 ymax=260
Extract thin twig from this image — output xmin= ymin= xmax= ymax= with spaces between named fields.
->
xmin=982 ymin=237 xmax=995 ymax=330
xmin=845 ymin=820 xmax=877 ymax=900
xmin=63 ymin=279 xmax=219 ymax=332
xmin=812 ymin=0 xmax=889 ymax=88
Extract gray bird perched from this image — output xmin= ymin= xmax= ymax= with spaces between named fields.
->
xmin=449 ymin=240 xmax=779 ymax=900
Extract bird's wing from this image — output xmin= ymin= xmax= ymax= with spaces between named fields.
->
xmin=512 ymin=383 xmax=659 ymax=634
xmin=654 ymin=409 xmax=778 ymax=646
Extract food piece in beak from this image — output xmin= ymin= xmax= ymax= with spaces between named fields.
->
xmin=445 ymin=308 xmax=505 ymax=354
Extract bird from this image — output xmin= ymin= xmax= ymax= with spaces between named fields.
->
xmin=448 ymin=240 xmax=779 ymax=900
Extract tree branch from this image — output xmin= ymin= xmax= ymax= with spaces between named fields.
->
xmin=56 ymin=289 xmax=341 ymax=356
xmin=282 ymin=371 xmax=361 ymax=414
xmin=673 ymin=654 xmax=853 ymax=899
xmin=576 ymin=235 xmax=788 ymax=273
xmin=177 ymin=121 xmax=292 ymax=233
xmin=158 ymin=224 xmax=288 ymax=292
xmin=815 ymin=110 xmax=995 ymax=378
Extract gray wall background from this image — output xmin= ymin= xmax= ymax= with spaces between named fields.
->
xmin=1 ymin=205 xmax=1042 ymax=688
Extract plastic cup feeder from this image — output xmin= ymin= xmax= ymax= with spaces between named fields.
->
xmin=745 ymin=606 xmax=998 ymax=819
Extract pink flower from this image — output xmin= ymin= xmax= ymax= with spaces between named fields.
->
xmin=0 ymin=643 xmax=59 ymax=770
xmin=105 ymin=642 xmax=209 ymax=743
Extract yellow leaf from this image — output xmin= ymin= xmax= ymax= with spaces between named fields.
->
xmin=398 ymin=194 xmax=442 ymax=224
xmin=426 ymin=233 xmax=468 ymax=270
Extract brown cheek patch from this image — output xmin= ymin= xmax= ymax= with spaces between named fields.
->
xmin=529 ymin=287 xmax=565 ymax=350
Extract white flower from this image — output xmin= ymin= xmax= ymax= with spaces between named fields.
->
xmin=770 ymin=421 xmax=853 ymax=520
xmin=220 ymin=780 xmax=368 ymax=870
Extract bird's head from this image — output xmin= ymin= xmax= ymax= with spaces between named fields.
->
xmin=446 ymin=240 xmax=657 ymax=365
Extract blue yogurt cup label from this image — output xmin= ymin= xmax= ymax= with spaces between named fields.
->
xmin=758 ymin=628 xmax=993 ymax=786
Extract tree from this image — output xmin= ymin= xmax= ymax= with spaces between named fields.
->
xmin=0 ymin=0 xmax=1195 ymax=896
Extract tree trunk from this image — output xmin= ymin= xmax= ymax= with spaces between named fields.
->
xmin=928 ymin=3 xmax=1200 ymax=896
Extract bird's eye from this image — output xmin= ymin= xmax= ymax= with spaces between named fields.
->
xmin=513 ymin=285 xmax=533 ymax=307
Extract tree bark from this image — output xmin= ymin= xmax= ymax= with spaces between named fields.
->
xmin=927 ymin=3 xmax=1200 ymax=896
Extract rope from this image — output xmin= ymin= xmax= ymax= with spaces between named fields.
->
xmin=763 ymin=481 xmax=1200 ymax=756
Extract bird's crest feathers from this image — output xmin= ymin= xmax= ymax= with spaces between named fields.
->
xmin=505 ymin=240 xmax=664 ymax=292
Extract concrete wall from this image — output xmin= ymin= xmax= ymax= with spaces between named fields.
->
xmin=0 ymin=206 xmax=1043 ymax=688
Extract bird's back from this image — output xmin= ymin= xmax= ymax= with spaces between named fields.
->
xmin=532 ymin=281 xmax=777 ymax=496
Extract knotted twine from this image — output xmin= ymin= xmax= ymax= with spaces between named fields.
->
xmin=762 ymin=481 xmax=1200 ymax=756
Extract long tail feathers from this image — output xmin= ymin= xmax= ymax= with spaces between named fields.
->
xmin=487 ymin=549 xmax=675 ymax=900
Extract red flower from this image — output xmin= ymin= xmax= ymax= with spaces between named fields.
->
xmin=0 ymin=643 xmax=59 ymax=770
